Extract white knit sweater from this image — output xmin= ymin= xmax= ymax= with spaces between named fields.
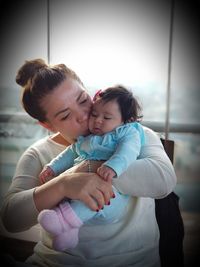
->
xmin=0 ymin=126 xmax=176 ymax=267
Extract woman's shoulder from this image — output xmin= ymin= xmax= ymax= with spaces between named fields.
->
xmin=30 ymin=135 xmax=65 ymax=149
xmin=142 ymin=125 xmax=158 ymax=137
xmin=141 ymin=126 xmax=162 ymax=145
xmin=27 ymin=136 xmax=51 ymax=152
xmin=24 ymin=135 xmax=66 ymax=159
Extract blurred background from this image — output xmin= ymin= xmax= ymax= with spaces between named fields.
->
xmin=0 ymin=0 xmax=199 ymax=266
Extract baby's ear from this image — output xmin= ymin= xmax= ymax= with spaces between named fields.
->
xmin=38 ymin=121 xmax=55 ymax=132
xmin=126 ymin=117 xmax=134 ymax=123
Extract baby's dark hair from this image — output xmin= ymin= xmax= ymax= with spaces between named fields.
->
xmin=95 ymin=85 xmax=143 ymax=123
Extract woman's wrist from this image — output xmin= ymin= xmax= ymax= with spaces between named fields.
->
xmin=88 ymin=160 xmax=104 ymax=172
xmin=34 ymin=174 xmax=68 ymax=211
xmin=88 ymin=160 xmax=92 ymax=172
xmin=62 ymin=160 xmax=105 ymax=174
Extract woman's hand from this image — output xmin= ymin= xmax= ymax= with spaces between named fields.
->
xmin=34 ymin=160 xmax=113 ymax=212
xmin=60 ymin=161 xmax=114 ymax=210
xmin=34 ymin=171 xmax=113 ymax=212
xmin=60 ymin=172 xmax=113 ymax=211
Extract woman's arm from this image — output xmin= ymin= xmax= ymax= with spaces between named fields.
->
xmin=0 ymin=149 xmax=113 ymax=233
xmin=113 ymin=127 xmax=177 ymax=198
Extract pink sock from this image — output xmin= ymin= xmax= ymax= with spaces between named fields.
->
xmin=58 ymin=201 xmax=83 ymax=228
xmin=38 ymin=208 xmax=70 ymax=235
xmin=53 ymin=228 xmax=79 ymax=251
xmin=38 ymin=201 xmax=83 ymax=251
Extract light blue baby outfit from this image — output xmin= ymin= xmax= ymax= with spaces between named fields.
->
xmin=48 ymin=122 xmax=145 ymax=224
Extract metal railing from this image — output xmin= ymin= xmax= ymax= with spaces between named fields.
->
xmin=0 ymin=112 xmax=199 ymax=135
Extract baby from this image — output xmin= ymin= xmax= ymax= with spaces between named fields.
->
xmin=38 ymin=85 xmax=145 ymax=251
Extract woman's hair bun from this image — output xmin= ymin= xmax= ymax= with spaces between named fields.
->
xmin=16 ymin=58 xmax=47 ymax=87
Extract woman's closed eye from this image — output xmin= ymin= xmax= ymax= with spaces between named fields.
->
xmin=61 ymin=113 xmax=70 ymax=121
xmin=79 ymin=93 xmax=89 ymax=105
xmin=79 ymin=98 xmax=88 ymax=104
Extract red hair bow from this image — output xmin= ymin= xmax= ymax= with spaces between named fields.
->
xmin=93 ymin=89 xmax=102 ymax=101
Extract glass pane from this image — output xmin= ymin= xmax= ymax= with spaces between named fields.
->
xmin=0 ymin=114 xmax=48 ymax=201
xmin=170 ymin=133 xmax=200 ymax=213
xmin=50 ymin=0 xmax=171 ymax=122
xmin=0 ymin=0 xmax=48 ymax=201
xmin=170 ymin=1 xmax=200 ymax=125
xmin=0 ymin=0 xmax=48 ymax=112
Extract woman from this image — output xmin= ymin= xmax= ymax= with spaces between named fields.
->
xmin=1 ymin=59 xmax=177 ymax=267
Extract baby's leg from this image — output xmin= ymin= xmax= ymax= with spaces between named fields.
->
xmin=38 ymin=187 xmax=128 ymax=250
xmin=99 ymin=187 xmax=130 ymax=223
xmin=38 ymin=201 xmax=83 ymax=251
xmin=70 ymin=187 xmax=130 ymax=224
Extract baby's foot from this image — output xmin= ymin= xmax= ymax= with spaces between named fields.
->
xmin=38 ymin=208 xmax=69 ymax=235
xmin=53 ymin=228 xmax=79 ymax=251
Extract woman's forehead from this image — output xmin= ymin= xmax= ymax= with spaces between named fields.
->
xmin=42 ymin=79 xmax=86 ymax=116
xmin=53 ymin=79 xmax=84 ymax=99
xmin=58 ymin=78 xmax=84 ymax=95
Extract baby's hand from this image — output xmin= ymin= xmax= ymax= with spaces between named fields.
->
xmin=39 ymin=166 xmax=55 ymax=184
xmin=97 ymin=165 xmax=116 ymax=182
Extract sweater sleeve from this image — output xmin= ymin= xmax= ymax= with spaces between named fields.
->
xmin=113 ymin=127 xmax=177 ymax=199
xmin=0 ymin=147 xmax=43 ymax=232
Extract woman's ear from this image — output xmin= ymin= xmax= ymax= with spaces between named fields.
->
xmin=38 ymin=121 xmax=55 ymax=132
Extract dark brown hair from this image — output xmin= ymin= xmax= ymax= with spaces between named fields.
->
xmin=16 ymin=58 xmax=84 ymax=122
xmin=95 ymin=85 xmax=143 ymax=123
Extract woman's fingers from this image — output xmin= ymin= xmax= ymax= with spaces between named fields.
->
xmin=61 ymin=172 xmax=114 ymax=210
xmin=80 ymin=174 xmax=113 ymax=209
xmin=92 ymin=178 xmax=113 ymax=208
xmin=65 ymin=160 xmax=89 ymax=173
xmin=91 ymin=189 xmax=105 ymax=210
xmin=101 ymin=186 xmax=112 ymax=205
xmin=80 ymin=194 xmax=100 ymax=211
xmin=81 ymin=188 xmax=112 ymax=211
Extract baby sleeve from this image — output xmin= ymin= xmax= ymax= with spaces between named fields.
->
xmin=46 ymin=144 xmax=78 ymax=175
xmin=104 ymin=123 xmax=144 ymax=177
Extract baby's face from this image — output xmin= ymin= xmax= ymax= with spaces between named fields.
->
xmin=88 ymin=99 xmax=123 ymax=135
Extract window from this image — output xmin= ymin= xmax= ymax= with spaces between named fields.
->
xmin=0 ymin=0 xmax=199 ymax=214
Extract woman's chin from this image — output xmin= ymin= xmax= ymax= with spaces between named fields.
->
xmin=82 ymin=129 xmax=90 ymax=136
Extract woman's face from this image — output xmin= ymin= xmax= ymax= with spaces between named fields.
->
xmin=41 ymin=78 xmax=92 ymax=143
